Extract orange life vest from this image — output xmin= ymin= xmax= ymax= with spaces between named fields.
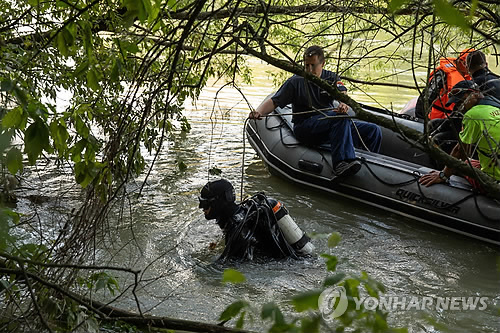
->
xmin=428 ymin=57 xmax=470 ymax=119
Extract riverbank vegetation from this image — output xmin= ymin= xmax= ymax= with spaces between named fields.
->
xmin=1 ymin=0 xmax=499 ymax=332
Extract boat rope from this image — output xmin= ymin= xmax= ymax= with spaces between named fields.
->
xmin=241 ymin=117 xmax=249 ymax=201
xmin=472 ymin=191 xmax=500 ymax=222
xmin=360 ymin=157 xmax=499 ymax=220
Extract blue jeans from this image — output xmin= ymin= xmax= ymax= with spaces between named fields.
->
xmin=293 ymin=111 xmax=382 ymax=165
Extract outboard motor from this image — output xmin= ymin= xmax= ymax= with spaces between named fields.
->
xmin=271 ymin=200 xmax=315 ymax=255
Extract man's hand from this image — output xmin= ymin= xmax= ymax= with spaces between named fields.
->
xmin=336 ymin=102 xmax=349 ymax=114
xmin=419 ymin=170 xmax=445 ymax=187
xmin=248 ymin=110 xmax=262 ymax=120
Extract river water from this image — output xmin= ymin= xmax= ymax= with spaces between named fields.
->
xmin=95 ymin=58 xmax=499 ymax=333
xmin=14 ymin=58 xmax=500 ymax=332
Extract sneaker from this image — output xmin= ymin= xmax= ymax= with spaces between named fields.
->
xmin=333 ymin=160 xmax=361 ymax=177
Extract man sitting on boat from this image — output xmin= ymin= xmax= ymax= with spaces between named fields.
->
xmin=198 ymin=179 xmax=314 ymax=262
xmin=248 ymin=45 xmax=382 ymax=177
xmin=415 ymin=50 xmax=472 ymax=120
xmin=419 ymin=80 xmax=500 ymax=188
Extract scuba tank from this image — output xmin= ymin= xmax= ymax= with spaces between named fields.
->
xmin=270 ymin=200 xmax=315 ymax=255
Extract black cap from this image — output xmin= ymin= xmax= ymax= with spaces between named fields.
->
xmin=445 ymin=80 xmax=480 ymax=107
xmin=200 ymin=179 xmax=235 ymax=202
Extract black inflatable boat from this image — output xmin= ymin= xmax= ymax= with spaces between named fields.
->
xmin=245 ymin=103 xmax=500 ymax=246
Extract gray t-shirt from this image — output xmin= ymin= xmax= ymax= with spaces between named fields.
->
xmin=271 ymin=69 xmax=346 ymax=122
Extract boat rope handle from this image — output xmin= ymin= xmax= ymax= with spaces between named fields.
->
xmin=360 ymin=158 xmax=499 ymax=220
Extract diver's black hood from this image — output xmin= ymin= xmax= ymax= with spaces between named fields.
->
xmin=200 ymin=179 xmax=238 ymax=221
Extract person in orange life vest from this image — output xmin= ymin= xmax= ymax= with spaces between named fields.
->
xmin=415 ymin=50 xmax=473 ymax=120
xmin=415 ymin=50 xmax=474 ymax=154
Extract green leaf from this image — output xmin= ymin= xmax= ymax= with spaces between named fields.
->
xmin=13 ymin=85 xmax=28 ymax=106
xmin=95 ymin=275 xmax=107 ymax=291
xmin=209 ymin=166 xmax=222 ymax=175
xmin=0 ymin=209 xmax=18 ymax=251
xmin=75 ymin=116 xmax=89 ymax=139
xmin=327 ymin=232 xmax=341 ymax=248
xmin=24 ymin=119 xmax=50 ymax=165
xmin=121 ymin=9 xmax=138 ymax=28
xmin=0 ymin=130 xmax=13 ymax=153
xmin=433 ymin=0 xmax=469 ymax=30
xmin=71 ymin=139 xmax=87 ymax=162
xmin=123 ymin=0 xmax=148 ymax=22
xmin=80 ymin=21 xmax=93 ymax=57
xmin=2 ymin=208 xmax=20 ymax=224
xmin=148 ymin=0 xmax=160 ymax=22
xmin=222 ymin=268 xmax=246 ymax=284
xmin=177 ymin=160 xmax=187 ymax=172
xmin=321 ymin=254 xmax=338 ymax=272
xmin=2 ymin=108 xmax=24 ymax=128
xmin=6 ymin=148 xmax=23 ymax=174
xmin=218 ymin=300 xmax=248 ymax=322
xmin=300 ymin=316 xmax=320 ymax=333
xmin=291 ymin=290 xmax=321 ymax=312
xmin=106 ymin=276 xmax=120 ymax=296
xmin=74 ymin=60 xmax=89 ymax=77
xmin=74 ymin=161 xmax=98 ymax=188
xmin=62 ymin=26 xmax=74 ymax=47
xmin=140 ymin=0 xmax=153 ymax=22
xmin=27 ymin=102 xmax=48 ymax=120
xmin=261 ymin=302 xmax=285 ymax=325
xmin=1 ymin=80 xmax=14 ymax=92
xmin=388 ymin=0 xmax=410 ymax=13
xmin=180 ymin=116 xmax=191 ymax=132
xmin=323 ymin=273 xmax=346 ymax=287
xmin=57 ymin=32 xmax=69 ymax=57
xmin=122 ymin=41 xmax=140 ymax=54
xmin=87 ymin=69 xmax=100 ymax=91
xmin=235 ymin=311 xmax=246 ymax=329
xmin=167 ymin=0 xmax=178 ymax=10
xmin=50 ymin=120 xmax=69 ymax=154
xmin=469 ymin=0 xmax=478 ymax=18
xmin=110 ymin=59 xmax=122 ymax=82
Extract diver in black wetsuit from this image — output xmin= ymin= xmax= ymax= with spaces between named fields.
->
xmin=198 ymin=179 xmax=314 ymax=262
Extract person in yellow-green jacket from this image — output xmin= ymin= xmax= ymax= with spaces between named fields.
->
xmin=419 ymin=80 xmax=500 ymax=189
